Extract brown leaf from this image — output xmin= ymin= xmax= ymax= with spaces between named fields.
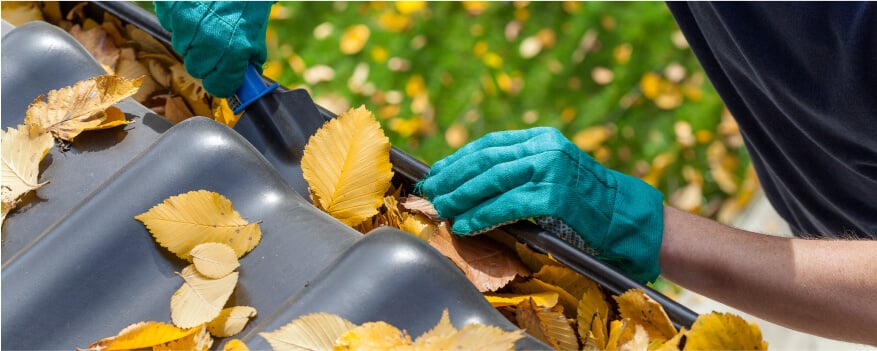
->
xmin=515 ymin=298 xmax=579 ymax=351
xmin=427 ymin=224 xmax=530 ymax=292
xmin=24 ymin=75 xmax=141 ymax=141
xmin=115 ymin=57 xmax=159 ymax=102
xmin=400 ymin=194 xmax=441 ymax=221
xmin=614 ymin=289 xmax=677 ymax=341
xmin=161 ymin=95 xmax=195 ymax=124
xmin=170 ymin=63 xmax=212 ymax=118
xmin=69 ymin=24 xmax=119 ymax=72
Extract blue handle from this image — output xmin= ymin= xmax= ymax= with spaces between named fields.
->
xmin=229 ymin=64 xmax=280 ymax=114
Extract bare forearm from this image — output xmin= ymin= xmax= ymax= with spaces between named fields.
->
xmin=659 ymin=206 xmax=877 ymax=346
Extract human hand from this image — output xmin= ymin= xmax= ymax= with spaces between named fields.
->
xmin=417 ymin=127 xmax=664 ymax=283
xmin=155 ymin=1 xmax=273 ymax=98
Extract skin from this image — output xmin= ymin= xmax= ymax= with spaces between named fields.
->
xmin=659 ymin=206 xmax=877 ymax=346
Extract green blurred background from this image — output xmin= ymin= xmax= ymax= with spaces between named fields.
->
xmin=261 ymin=1 xmax=757 ymax=222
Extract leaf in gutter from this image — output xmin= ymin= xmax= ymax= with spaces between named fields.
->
xmin=427 ymin=224 xmax=530 ymax=292
xmin=301 ymin=105 xmax=393 ymax=226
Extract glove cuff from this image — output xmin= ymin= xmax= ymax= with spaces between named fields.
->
xmin=602 ymin=170 xmax=664 ymax=283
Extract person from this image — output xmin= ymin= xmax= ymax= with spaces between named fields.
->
xmin=155 ymin=2 xmax=877 ymax=346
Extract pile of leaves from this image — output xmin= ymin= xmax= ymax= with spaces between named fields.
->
xmin=299 ymin=105 xmax=767 ymax=351
xmin=2 ymin=1 xmax=240 ymax=127
xmin=2 ymin=75 xmax=142 ymax=224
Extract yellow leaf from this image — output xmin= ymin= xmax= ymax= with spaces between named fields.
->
xmin=339 ymin=24 xmax=370 ymax=55
xmin=115 ymin=57 xmax=159 ymax=102
xmin=534 ymin=265 xmax=601 ymax=304
xmin=333 ymin=321 xmax=411 ymax=351
xmin=399 ymin=212 xmax=436 ymax=241
xmin=24 ymin=75 xmax=142 ymax=141
xmin=581 ymin=315 xmax=608 ymax=351
xmin=652 ymin=329 xmax=685 ymax=351
xmin=153 ymin=324 xmax=214 ymax=351
xmin=92 ymin=106 xmax=131 ymax=130
xmin=614 ymin=289 xmax=677 ymax=341
xmin=259 ymin=313 xmax=356 ymax=351
xmin=207 ymin=306 xmax=257 ymax=338
xmin=1 ymin=124 xmax=54 ymax=212
xmin=395 ymin=1 xmax=426 ymax=14
xmin=301 ymin=106 xmax=393 ymax=226
xmin=411 ymin=309 xmax=457 ymax=349
xmin=0 ymin=1 xmax=43 ymax=26
xmin=515 ymin=298 xmax=579 ymax=351
xmin=135 ymin=190 xmax=262 ymax=260
xmin=619 ymin=324 xmax=649 ymax=351
xmin=684 ymin=312 xmax=767 ymax=351
xmin=444 ymin=324 xmax=523 ymax=351
xmin=161 ymin=95 xmax=195 ymax=124
xmin=213 ymin=98 xmax=242 ymax=128
xmin=577 ymin=282 xmax=610 ymax=348
xmin=87 ymin=321 xmax=200 ymax=350
xmin=190 ymin=242 xmax=240 ymax=279
xmin=171 ymin=265 xmax=239 ymax=328
xmin=427 ymin=224 xmax=530 ymax=292
xmin=170 ymin=63 xmax=212 ymax=118
xmin=605 ymin=318 xmax=635 ymax=351
xmin=484 ymin=292 xmax=559 ymax=309
xmin=514 ymin=242 xmax=562 ymax=273
xmin=509 ymin=278 xmax=579 ymax=319
xmin=222 ymin=339 xmax=250 ymax=351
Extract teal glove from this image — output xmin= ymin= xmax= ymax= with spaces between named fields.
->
xmin=155 ymin=1 xmax=273 ymax=98
xmin=416 ymin=127 xmax=664 ymax=283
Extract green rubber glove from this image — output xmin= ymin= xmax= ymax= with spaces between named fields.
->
xmin=416 ymin=127 xmax=664 ymax=283
xmin=155 ymin=1 xmax=273 ymax=98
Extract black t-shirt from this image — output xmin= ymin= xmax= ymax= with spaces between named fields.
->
xmin=666 ymin=2 xmax=876 ymax=238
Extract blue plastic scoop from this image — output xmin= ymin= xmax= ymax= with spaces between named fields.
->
xmin=228 ymin=64 xmax=280 ymax=114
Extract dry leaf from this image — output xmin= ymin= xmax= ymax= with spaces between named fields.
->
xmin=69 ymin=24 xmax=120 ymax=72
xmin=334 ymin=321 xmax=411 ymax=351
xmin=153 ymin=324 xmax=213 ymax=351
xmin=1 ymin=124 xmax=54 ymax=214
xmin=581 ymin=315 xmax=608 ymax=351
xmin=169 ymin=63 xmax=212 ymax=118
xmin=0 ymin=1 xmax=44 ymax=26
xmin=577 ymin=283 xmax=610 ymax=349
xmin=509 ymin=278 xmax=578 ymax=319
xmin=399 ymin=195 xmax=440 ymax=221
xmin=222 ymin=339 xmax=250 ymax=351
xmin=684 ymin=312 xmax=767 ymax=350
xmin=115 ymin=57 xmax=159 ymax=102
xmin=533 ymin=265 xmax=601 ymax=303
xmin=24 ymin=75 xmax=141 ymax=141
xmin=652 ymin=329 xmax=685 ymax=351
xmin=160 ymin=95 xmax=195 ymax=124
xmin=515 ymin=242 xmax=562 ymax=273
xmin=614 ymin=289 xmax=677 ymax=340
xmin=171 ymin=265 xmax=239 ymax=328
xmin=619 ymin=324 xmax=649 ymax=351
xmin=212 ymin=98 xmax=241 ymax=128
xmin=605 ymin=319 xmax=635 ymax=351
xmin=300 ymin=105 xmax=394 ymax=226
xmin=87 ymin=321 xmax=201 ymax=350
xmin=515 ymin=298 xmax=579 ymax=351
xmin=126 ymin=24 xmax=174 ymax=56
xmin=411 ymin=309 xmax=457 ymax=349
xmin=259 ymin=313 xmax=356 ymax=351
xmin=444 ymin=324 xmax=523 ymax=351
xmin=427 ymin=225 xmax=529 ymax=292
xmin=94 ymin=106 xmax=131 ymax=130
xmin=399 ymin=212 xmax=436 ymax=241
xmin=190 ymin=242 xmax=240 ymax=279
xmin=207 ymin=306 xmax=257 ymax=338
xmin=484 ymin=292 xmax=559 ymax=309
xmin=135 ymin=190 xmax=262 ymax=260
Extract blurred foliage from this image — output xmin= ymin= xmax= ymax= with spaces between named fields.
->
xmin=265 ymin=1 xmax=755 ymax=221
